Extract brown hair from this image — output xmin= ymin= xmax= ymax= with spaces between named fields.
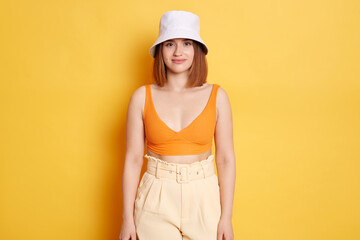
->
xmin=152 ymin=41 xmax=208 ymax=88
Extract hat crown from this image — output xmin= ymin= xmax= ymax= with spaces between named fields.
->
xmin=159 ymin=11 xmax=200 ymax=35
xmin=149 ymin=10 xmax=208 ymax=57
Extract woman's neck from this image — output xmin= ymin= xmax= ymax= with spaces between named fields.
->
xmin=165 ymin=71 xmax=190 ymax=91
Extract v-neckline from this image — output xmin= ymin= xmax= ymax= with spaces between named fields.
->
xmin=149 ymin=84 xmax=214 ymax=134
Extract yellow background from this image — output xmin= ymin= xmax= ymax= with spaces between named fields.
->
xmin=1 ymin=0 xmax=359 ymax=239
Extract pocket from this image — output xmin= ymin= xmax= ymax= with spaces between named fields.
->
xmin=210 ymin=175 xmax=221 ymax=219
xmin=136 ymin=172 xmax=153 ymax=198
xmin=198 ymin=175 xmax=221 ymax=232
xmin=135 ymin=174 xmax=165 ymax=215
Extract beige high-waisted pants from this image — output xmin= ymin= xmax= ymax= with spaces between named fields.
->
xmin=134 ymin=154 xmax=221 ymax=240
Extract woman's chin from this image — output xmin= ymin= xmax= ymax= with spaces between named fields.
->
xmin=167 ymin=67 xmax=191 ymax=74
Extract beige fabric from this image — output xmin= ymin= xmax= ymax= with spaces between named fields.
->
xmin=134 ymin=154 xmax=221 ymax=240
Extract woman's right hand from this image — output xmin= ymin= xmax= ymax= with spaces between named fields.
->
xmin=119 ymin=218 xmax=137 ymax=240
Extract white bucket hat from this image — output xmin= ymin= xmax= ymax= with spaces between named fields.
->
xmin=149 ymin=10 xmax=209 ymax=58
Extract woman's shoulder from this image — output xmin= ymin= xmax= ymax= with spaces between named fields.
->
xmin=131 ymin=84 xmax=147 ymax=97
xmin=215 ymin=84 xmax=230 ymax=107
xmin=128 ymin=85 xmax=148 ymax=110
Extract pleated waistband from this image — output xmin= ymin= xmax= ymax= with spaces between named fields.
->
xmin=144 ymin=154 xmax=215 ymax=183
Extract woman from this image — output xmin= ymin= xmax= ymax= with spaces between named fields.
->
xmin=119 ymin=10 xmax=235 ymax=240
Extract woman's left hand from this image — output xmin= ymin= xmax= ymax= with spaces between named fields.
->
xmin=217 ymin=217 xmax=234 ymax=240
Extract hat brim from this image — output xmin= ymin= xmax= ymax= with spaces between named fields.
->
xmin=149 ymin=30 xmax=208 ymax=58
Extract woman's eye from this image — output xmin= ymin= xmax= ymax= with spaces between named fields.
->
xmin=185 ymin=42 xmax=192 ymax=46
xmin=165 ymin=43 xmax=174 ymax=46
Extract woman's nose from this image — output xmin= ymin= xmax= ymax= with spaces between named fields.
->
xmin=174 ymin=45 xmax=183 ymax=55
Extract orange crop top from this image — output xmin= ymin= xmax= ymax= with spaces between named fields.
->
xmin=143 ymin=83 xmax=220 ymax=155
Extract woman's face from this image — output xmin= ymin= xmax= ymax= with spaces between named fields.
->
xmin=161 ymin=38 xmax=194 ymax=74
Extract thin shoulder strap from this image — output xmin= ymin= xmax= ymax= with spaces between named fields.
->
xmin=143 ymin=84 xmax=150 ymax=120
xmin=210 ymin=84 xmax=220 ymax=102
xmin=211 ymin=84 xmax=220 ymax=119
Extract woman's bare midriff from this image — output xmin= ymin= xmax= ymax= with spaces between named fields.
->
xmin=146 ymin=147 xmax=212 ymax=164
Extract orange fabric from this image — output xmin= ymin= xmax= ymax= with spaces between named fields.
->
xmin=143 ymin=83 xmax=220 ymax=155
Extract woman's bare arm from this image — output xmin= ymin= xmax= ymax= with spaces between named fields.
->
xmin=122 ymin=86 xmax=146 ymax=221
xmin=214 ymin=87 xmax=236 ymax=221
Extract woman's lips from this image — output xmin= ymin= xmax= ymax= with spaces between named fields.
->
xmin=172 ymin=59 xmax=186 ymax=64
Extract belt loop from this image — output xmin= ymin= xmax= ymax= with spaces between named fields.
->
xmin=155 ymin=160 xmax=160 ymax=179
xmin=200 ymin=161 xmax=207 ymax=178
